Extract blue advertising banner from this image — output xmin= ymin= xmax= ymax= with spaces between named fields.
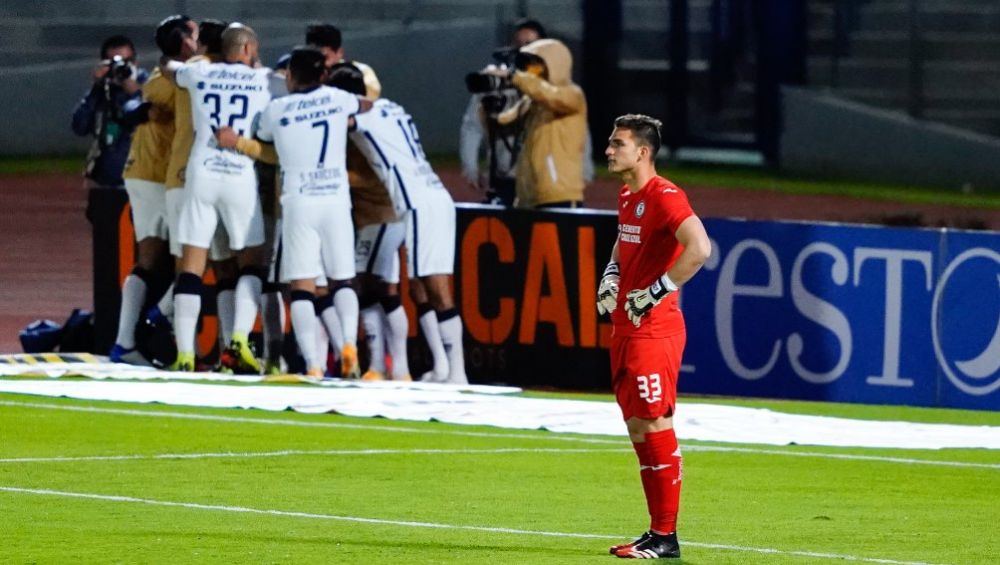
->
xmin=934 ymin=230 xmax=1000 ymax=410
xmin=450 ymin=208 xmax=1000 ymax=411
xmin=683 ymin=220 xmax=937 ymax=406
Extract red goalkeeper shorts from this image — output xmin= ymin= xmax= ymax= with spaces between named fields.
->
xmin=610 ymin=332 xmax=686 ymax=421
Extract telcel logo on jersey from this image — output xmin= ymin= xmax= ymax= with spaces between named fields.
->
xmin=295 ymin=94 xmax=332 ymax=110
xmin=206 ymin=68 xmax=259 ymax=81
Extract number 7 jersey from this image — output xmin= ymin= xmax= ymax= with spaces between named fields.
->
xmin=256 ymin=85 xmax=360 ymax=200
xmin=175 ymin=60 xmax=274 ymax=185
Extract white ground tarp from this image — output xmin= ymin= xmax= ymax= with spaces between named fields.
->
xmin=0 ymin=359 xmax=520 ymax=395
xmin=1 ymin=378 xmax=998 ymax=450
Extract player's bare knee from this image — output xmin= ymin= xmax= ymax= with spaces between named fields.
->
xmin=211 ymin=257 xmax=238 ymax=281
xmin=423 ymin=275 xmax=454 ymax=310
xmin=357 ymin=272 xmax=383 ymax=298
xmin=409 ymin=278 xmax=428 ymax=304
xmin=429 ymin=295 xmax=452 ymax=312
xmin=179 ymin=245 xmax=209 ymax=275
xmin=330 ymin=279 xmax=355 ymax=295
xmin=289 ymin=279 xmax=316 ymax=293
xmin=134 ymin=254 xmax=160 ymax=271
xmin=236 ymin=245 xmax=266 ymax=269
xmin=626 ymin=416 xmax=674 ymax=440
xmin=135 ymin=238 xmax=168 ymax=269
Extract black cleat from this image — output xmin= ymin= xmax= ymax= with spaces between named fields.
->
xmin=610 ymin=531 xmax=652 ymax=555
xmin=614 ymin=531 xmax=680 ymax=559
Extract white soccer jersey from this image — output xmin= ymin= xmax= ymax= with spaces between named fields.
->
xmin=350 ymin=98 xmax=447 ymax=216
xmin=257 ymin=85 xmax=360 ymax=199
xmin=175 ymin=60 xmax=273 ymax=185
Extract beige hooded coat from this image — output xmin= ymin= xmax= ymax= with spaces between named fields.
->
xmin=498 ymin=39 xmax=588 ymax=208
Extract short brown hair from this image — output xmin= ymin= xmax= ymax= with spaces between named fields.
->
xmin=614 ymin=114 xmax=662 ymax=158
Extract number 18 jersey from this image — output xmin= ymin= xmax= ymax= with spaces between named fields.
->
xmin=256 ymin=85 xmax=360 ymax=200
xmin=351 ymin=98 xmax=447 ymax=217
xmin=175 ymin=60 xmax=273 ymax=186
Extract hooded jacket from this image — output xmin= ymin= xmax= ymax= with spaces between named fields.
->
xmin=498 ymin=39 xmax=587 ymax=208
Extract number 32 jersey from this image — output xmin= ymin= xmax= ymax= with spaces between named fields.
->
xmin=256 ymin=85 xmax=360 ymax=201
xmin=175 ymin=60 xmax=273 ymax=185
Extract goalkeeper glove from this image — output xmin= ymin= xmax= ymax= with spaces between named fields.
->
xmin=596 ymin=262 xmax=620 ymax=315
xmin=625 ymin=274 xmax=678 ymax=327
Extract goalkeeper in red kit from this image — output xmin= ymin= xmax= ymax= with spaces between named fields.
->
xmin=598 ymin=114 xmax=712 ymax=559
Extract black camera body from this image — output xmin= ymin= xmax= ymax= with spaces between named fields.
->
xmin=106 ymin=55 xmax=134 ymax=83
xmin=465 ymin=49 xmax=546 ymax=95
xmin=464 ymin=72 xmax=510 ymax=95
xmin=465 ymin=46 xmax=532 ymax=95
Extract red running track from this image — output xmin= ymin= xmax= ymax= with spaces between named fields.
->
xmin=0 ymin=174 xmax=92 ymax=353
xmin=0 ymin=169 xmax=995 ymax=354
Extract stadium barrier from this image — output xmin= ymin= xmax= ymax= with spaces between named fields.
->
xmin=90 ymin=189 xmax=1000 ymax=410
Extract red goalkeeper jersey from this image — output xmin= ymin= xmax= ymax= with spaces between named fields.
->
xmin=611 ymin=175 xmax=694 ymax=338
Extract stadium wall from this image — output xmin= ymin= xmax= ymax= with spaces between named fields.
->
xmin=0 ymin=20 xmax=494 ymax=155
xmin=781 ymin=86 xmax=1000 ymax=192
xmin=91 ymin=190 xmax=1000 ymax=410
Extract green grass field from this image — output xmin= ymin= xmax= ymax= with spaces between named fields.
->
xmin=1 ymin=388 xmax=998 ymax=564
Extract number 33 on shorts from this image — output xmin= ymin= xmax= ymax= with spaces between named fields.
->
xmin=636 ymin=373 xmax=662 ymax=403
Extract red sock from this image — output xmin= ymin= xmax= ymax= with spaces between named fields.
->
xmin=632 ymin=428 xmax=682 ymax=534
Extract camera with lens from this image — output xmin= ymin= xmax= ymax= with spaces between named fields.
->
xmin=465 ymin=50 xmax=546 ymax=96
xmin=464 ymin=47 xmax=529 ymax=95
xmin=464 ymin=71 xmax=510 ymax=95
xmin=105 ymin=55 xmax=135 ymax=83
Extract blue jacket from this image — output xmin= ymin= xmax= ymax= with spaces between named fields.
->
xmin=71 ymin=68 xmax=148 ymax=187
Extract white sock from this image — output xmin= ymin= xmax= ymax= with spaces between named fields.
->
xmin=419 ymin=308 xmax=449 ymax=377
xmin=174 ymin=293 xmax=201 ymax=356
xmin=315 ymin=315 xmax=329 ymax=366
xmin=157 ymin=282 xmax=175 ymax=320
xmin=384 ymin=304 xmax=410 ymax=379
xmin=262 ymin=290 xmax=285 ymax=364
xmin=216 ymin=288 xmax=235 ymax=347
xmin=361 ymin=305 xmax=385 ymax=373
xmin=320 ymin=303 xmax=344 ymax=352
xmin=233 ymin=274 xmax=262 ymax=338
xmin=115 ymin=274 xmax=147 ymax=349
xmin=333 ymin=287 xmax=359 ymax=347
xmin=438 ymin=311 xmax=467 ymax=384
xmin=290 ymin=297 xmax=321 ymax=372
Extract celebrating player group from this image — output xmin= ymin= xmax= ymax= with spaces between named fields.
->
xmin=111 ymin=17 xmax=467 ymax=385
xmin=109 ymin=12 xmax=712 ymax=561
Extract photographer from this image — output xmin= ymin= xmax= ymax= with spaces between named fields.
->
xmin=460 ymin=19 xmax=546 ymax=206
xmin=71 ymin=35 xmax=148 ymax=189
xmin=493 ymin=38 xmax=588 ymax=209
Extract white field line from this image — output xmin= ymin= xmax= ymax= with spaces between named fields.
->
xmin=0 ymin=485 xmax=944 ymax=565
xmin=682 ymin=445 xmax=1000 ymax=470
xmin=2 ymin=399 xmax=997 ymax=470
xmin=0 ymin=447 xmax=631 ymax=464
